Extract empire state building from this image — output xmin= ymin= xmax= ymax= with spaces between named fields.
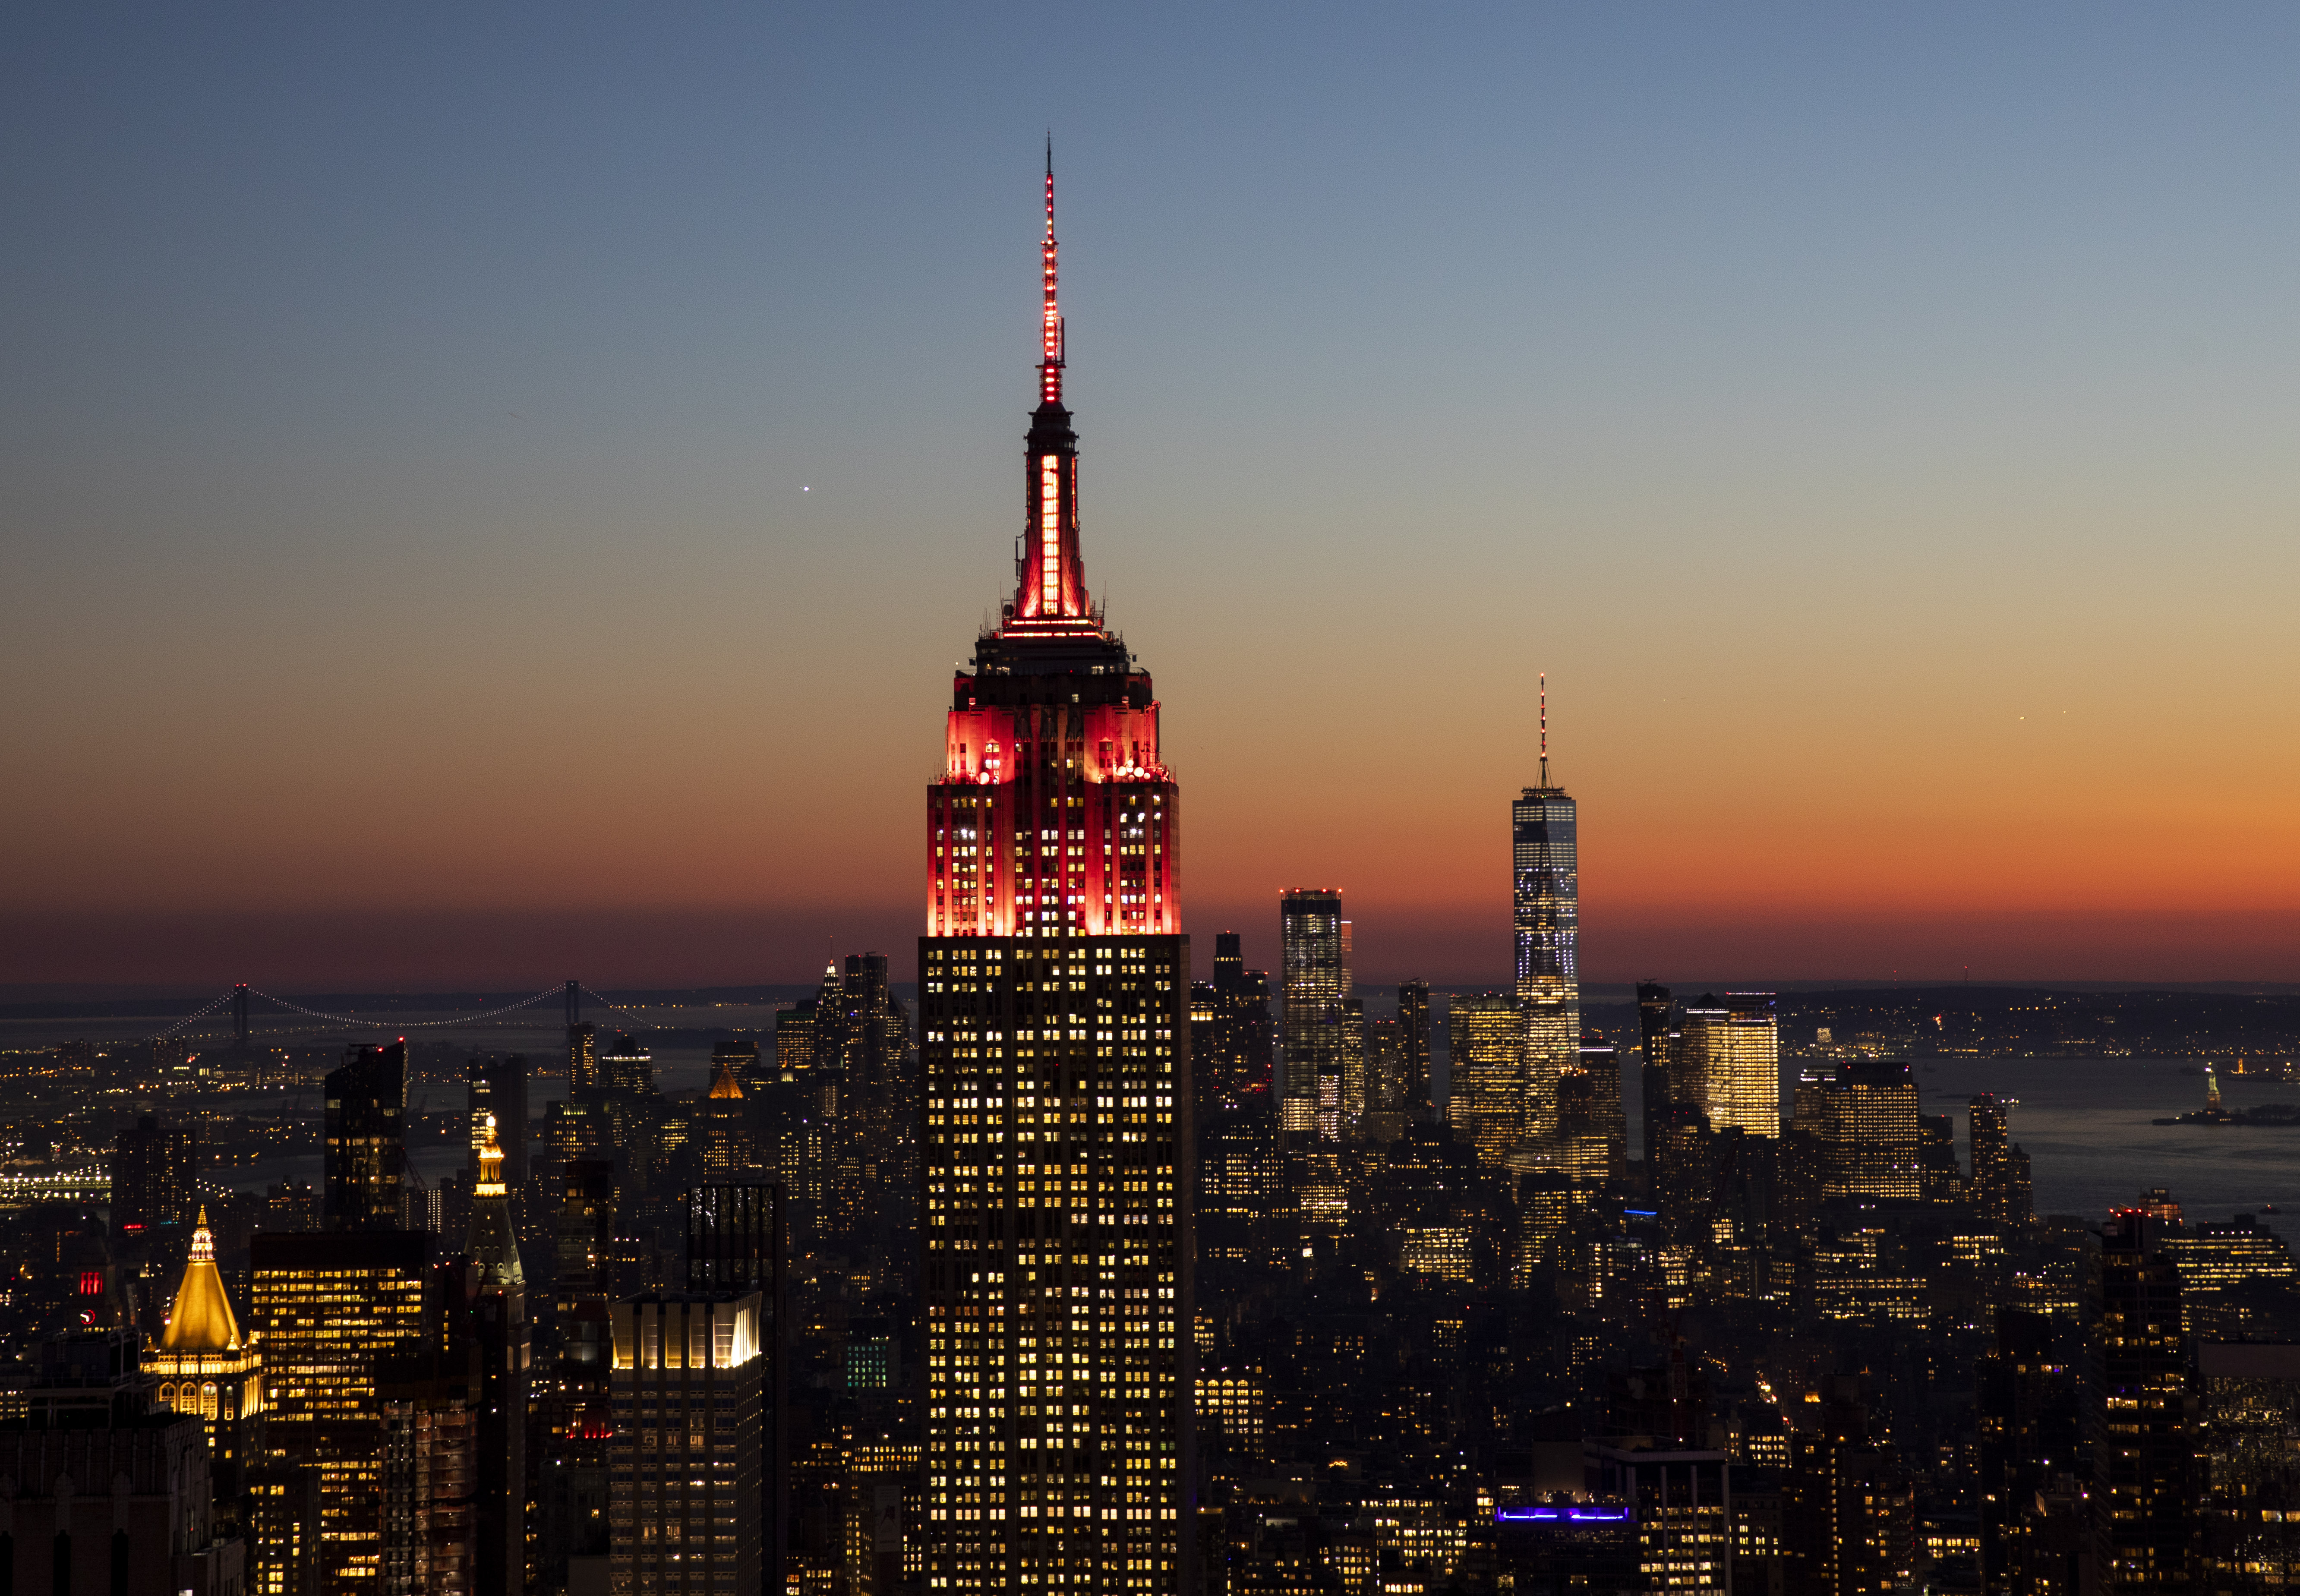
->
xmin=918 ymin=158 xmax=1194 ymax=1595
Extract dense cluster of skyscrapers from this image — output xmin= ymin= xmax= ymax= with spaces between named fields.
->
xmin=6 ymin=164 xmax=2299 ymax=1596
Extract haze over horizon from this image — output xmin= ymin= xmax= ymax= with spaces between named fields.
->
xmin=7 ymin=3 xmax=2298 ymax=990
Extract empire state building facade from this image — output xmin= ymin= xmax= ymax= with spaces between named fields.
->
xmin=918 ymin=159 xmax=1194 ymax=1596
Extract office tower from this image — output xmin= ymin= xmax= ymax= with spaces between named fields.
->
xmin=607 ymin=1292 xmax=768 ymax=1594
xmin=554 ymin=1156 xmax=615 ymax=1318
xmin=1338 ymin=996 xmax=1367 ymax=1135
xmin=1447 ymin=993 xmax=1523 ymax=1165
xmin=697 ymin=1056 xmax=758 ymax=1180
xmin=1785 ymin=1381 xmax=1914 ymax=1596
xmin=1513 ymin=1170 xmax=1575 ymax=1281
xmin=685 ymin=1183 xmax=782 ymax=1293
xmin=1237 ymin=966 xmax=1275 ymax=1101
xmin=252 ymin=1229 xmax=433 ymax=1589
xmin=2166 ymin=1214 xmax=2297 ymax=1339
xmin=1589 ymin=1446 xmax=1732 ymax=1591
xmin=2196 ymin=1343 xmax=2300 ymax=1595
xmin=1197 ymin=932 xmax=1272 ymax=1111
xmin=1279 ymin=890 xmax=1347 ymax=1133
xmin=378 ymin=1340 xmax=481 ymax=1596
xmin=1677 ymin=994 xmax=1779 ymax=1138
xmin=776 ymin=996 xmax=819 ymax=1080
xmin=464 ymin=1117 xmax=528 ymax=1596
xmin=246 ymin=1462 xmax=323 ymax=1596
xmin=599 ymin=1032 xmax=655 ymax=1096
xmin=917 ymin=161 xmax=1192 ymax=1596
xmin=1635 ymin=982 xmax=1675 ymax=1161
xmin=539 ymin=1158 xmax=618 ymax=1596
xmin=325 ymin=1041 xmax=408 ymax=1232
xmin=1208 ymin=934 xmax=1245 ymax=1099
xmin=707 ymin=1034 xmax=763 ymax=1098
xmin=0 ymin=1329 xmax=245 ymax=1591
xmin=113 ymin=1112 xmax=200 ymax=1236
xmin=1553 ymin=1066 xmax=1610 ymax=1192
xmin=830 ymin=951 xmax=913 ymax=1251
xmin=776 ymin=981 xmax=839 ymax=1237
xmin=546 ymin=1089 xmax=612 ymax=1172
xmin=686 ymin=1183 xmax=787 ymax=1589
xmin=1398 ymin=980 xmax=1432 ymax=1120
xmin=1918 ymin=1114 xmax=1960 ymax=1202
xmin=1513 ymin=690 xmax=1578 ymax=1141
xmin=466 ymin=1052 xmax=529 ymax=1193
xmin=1573 ymin=1031 xmax=1627 ymax=1189
xmin=2096 ymin=1209 xmax=2193 ymax=1593
xmin=149 ymin=1208 xmax=264 ymax=1501
xmin=1978 ymin=1309 xmax=2086 ymax=1596
xmin=1969 ymin=1094 xmax=2033 ymax=1232
xmin=1360 ymin=1016 xmax=1404 ymax=1142
xmin=1649 ymin=1103 xmax=1716 ymax=1244
xmin=1788 ymin=1058 xmax=1921 ymax=1208
xmin=568 ymin=1018 xmax=599 ymax=1091
xmin=1197 ymin=1110 xmax=1275 ymax=1265
xmin=844 ymin=1441 xmax=924 ymax=1596
xmin=1189 ymin=981 xmax=1221 ymax=1112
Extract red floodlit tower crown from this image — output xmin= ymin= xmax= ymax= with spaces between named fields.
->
xmin=925 ymin=155 xmax=1180 ymax=940
xmin=1010 ymin=143 xmax=1093 ymax=629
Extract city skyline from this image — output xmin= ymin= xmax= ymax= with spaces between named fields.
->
xmin=9 ymin=5 xmax=2300 ymax=991
xmin=9 ymin=108 xmax=2300 ymax=1595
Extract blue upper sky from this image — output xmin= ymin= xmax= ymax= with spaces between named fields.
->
xmin=6 ymin=3 xmax=2300 ymax=987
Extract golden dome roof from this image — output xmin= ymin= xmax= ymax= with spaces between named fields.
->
xmin=161 ymin=1208 xmax=243 ymax=1353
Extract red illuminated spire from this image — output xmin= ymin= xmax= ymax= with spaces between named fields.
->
xmin=1012 ymin=142 xmax=1092 ymax=627
xmin=1041 ymin=135 xmax=1063 ymax=405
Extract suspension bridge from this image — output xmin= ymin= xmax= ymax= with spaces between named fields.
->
xmin=145 ymin=979 xmax=659 ymax=1048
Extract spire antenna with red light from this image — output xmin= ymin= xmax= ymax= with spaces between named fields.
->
xmin=1041 ymin=134 xmax=1064 ymax=407
xmin=1009 ymin=142 xmax=1093 ymax=628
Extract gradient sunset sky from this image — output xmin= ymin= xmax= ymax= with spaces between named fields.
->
xmin=6 ymin=3 xmax=2298 ymax=990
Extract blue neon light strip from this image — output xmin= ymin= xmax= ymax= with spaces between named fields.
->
xmin=1494 ymin=1507 xmax=1631 ymax=1523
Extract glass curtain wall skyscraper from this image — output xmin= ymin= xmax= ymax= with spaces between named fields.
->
xmin=916 ymin=156 xmax=1191 ymax=1596
xmin=1513 ymin=683 xmax=1578 ymax=1142
xmin=1279 ymin=890 xmax=1347 ymax=1138
xmin=1678 ymin=993 xmax=1780 ymax=1138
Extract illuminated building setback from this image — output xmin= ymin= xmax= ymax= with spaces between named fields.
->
xmin=918 ymin=156 xmax=1192 ymax=1596
xmin=1512 ymin=682 xmax=1578 ymax=1142
xmin=607 ymin=1293 xmax=767 ymax=1594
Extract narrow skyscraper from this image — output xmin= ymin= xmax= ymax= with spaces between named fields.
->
xmin=1397 ymin=979 xmax=1432 ymax=1121
xmin=325 ymin=1041 xmax=408 ymax=1232
xmin=1279 ymin=890 xmax=1347 ymax=1136
xmin=917 ymin=155 xmax=1191 ymax=1596
xmin=1513 ymin=678 xmax=1578 ymax=1141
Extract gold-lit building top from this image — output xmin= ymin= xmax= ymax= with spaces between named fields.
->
xmin=162 ymin=1207 xmax=242 ymax=1352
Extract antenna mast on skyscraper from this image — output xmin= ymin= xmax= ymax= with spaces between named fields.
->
xmin=1539 ymin=672 xmax=1549 ymax=789
xmin=1041 ymin=134 xmax=1064 ymax=406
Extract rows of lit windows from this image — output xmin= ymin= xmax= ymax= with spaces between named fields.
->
xmin=921 ymin=932 xmax=1186 ymax=1594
